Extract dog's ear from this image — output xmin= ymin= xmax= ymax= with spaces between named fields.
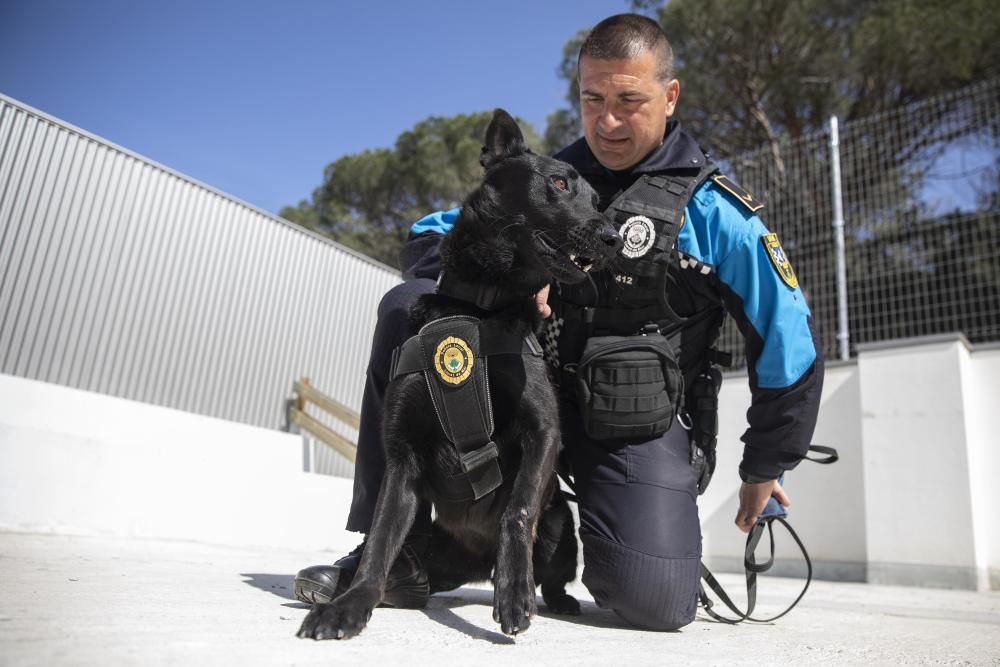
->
xmin=480 ymin=108 xmax=526 ymax=169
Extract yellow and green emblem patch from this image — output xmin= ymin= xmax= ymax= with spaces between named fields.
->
xmin=761 ymin=233 xmax=798 ymax=289
xmin=434 ymin=336 xmax=474 ymax=385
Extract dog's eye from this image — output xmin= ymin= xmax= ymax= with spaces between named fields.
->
xmin=551 ymin=176 xmax=568 ymax=191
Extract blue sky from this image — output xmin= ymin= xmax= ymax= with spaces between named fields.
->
xmin=0 ymin=0 xmax=629 ymax=214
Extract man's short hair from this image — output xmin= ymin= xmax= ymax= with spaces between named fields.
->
xmin=578 ymin=13 xmax=674 ymax=83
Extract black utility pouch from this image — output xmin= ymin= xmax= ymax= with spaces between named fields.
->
xmin=573 ymin=334 xmax=683 ymax=441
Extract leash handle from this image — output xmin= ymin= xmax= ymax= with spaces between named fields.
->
xmin=698 ymin=516 xmax=813 ymax=624
xmin=804 ymin=444 xmax=839 ymax=464
xmin=698 ymin=444 xmax=838 ymax=624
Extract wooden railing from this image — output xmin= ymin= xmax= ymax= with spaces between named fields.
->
xmin=286 ymin=378 xmax=359 ymax=463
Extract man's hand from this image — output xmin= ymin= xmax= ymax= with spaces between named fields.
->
xmin=734 ymin=479 xmax=790 ymax=534
xmin=534 ymin=284 xmax=552 ymax=319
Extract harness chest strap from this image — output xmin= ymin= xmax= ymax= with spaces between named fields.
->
xmin=390 ymin=315 xmax=542 ymax=501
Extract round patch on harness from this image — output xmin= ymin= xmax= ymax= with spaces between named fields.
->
xmin=434 ymin=336 xmax=474 ymax=386
xmin=619 ymin=215 xmax=656 ymax=259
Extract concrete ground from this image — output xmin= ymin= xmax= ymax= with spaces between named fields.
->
xmin=1 ymin=531 xmax=998 ymax=667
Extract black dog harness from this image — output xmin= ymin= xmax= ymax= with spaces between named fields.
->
xmin=390 ymin=315 xmax=543 ymax=501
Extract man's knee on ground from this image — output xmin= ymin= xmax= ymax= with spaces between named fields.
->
xmin=581 ymin=533 xmax=700 ymax=631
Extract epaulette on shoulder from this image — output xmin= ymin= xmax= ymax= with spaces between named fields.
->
xmin=711 ymin=174 xmax=764 ymax=213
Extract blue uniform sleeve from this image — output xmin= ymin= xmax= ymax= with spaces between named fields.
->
xmin=399 ymin=208 xmax=460 ymax=280
xmin=410 ymin=208 xmax=459 ymax=236
xmin=680 ymin=182 xmax=824 ymax=482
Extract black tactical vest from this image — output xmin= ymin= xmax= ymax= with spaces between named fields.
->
xmin=556 ymin=162 xmax=723 ymax=377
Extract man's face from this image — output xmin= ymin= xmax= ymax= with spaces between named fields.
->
xmin=579 ymin=51 xmax=679 ymax=171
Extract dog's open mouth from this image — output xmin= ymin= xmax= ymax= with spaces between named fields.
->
xmin=567 ymin=253 xmax=595 ymax=273
xmin=534 ymin=233 xmax=597 ymax=280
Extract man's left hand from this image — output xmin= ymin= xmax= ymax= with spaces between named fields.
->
xmin=734 ymin=479 xmax=790 ymax=534
xmin=534 ymin=284 xmax=552 ymax=319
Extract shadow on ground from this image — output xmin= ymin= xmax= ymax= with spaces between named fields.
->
xmin=240 ymin=573 xmax=297 ymax=601
xmin=241 ymin=576 xmax=640 ymax=638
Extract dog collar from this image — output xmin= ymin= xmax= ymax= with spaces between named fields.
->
xmin=435 ymin=271 xmax=539 ymax=312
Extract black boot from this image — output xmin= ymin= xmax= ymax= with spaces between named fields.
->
xmin=294 ymin=536 xmax=429 ymax=608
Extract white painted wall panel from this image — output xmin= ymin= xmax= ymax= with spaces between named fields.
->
xmin=965 ymin=345 xmax=1000 ymax=589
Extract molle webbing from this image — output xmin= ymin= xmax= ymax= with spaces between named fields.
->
xmin=561 ymin=164 xmax=718 ymax=339
xmin=390 ymin=315 xmax=542 ymax=500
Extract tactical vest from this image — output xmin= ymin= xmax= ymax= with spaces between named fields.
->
xmin=557 ymin=162 xmax=723 ymax=371
xmin=555 ymin=162 xmax=732 ymax=444
xmin=390 ymin=315 xmax=543 ymax=502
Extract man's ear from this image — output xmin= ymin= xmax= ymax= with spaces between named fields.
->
xmin=480 ymin=108 xmax=526 ymax=168
xmin=664 ymin=79 xmax=680 ymax=118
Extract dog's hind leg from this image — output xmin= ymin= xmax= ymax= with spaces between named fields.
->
xmin=425 ymin=522 xmax=494 ymax=594
xmin=533 ymin=492 xmax=581 ymax=615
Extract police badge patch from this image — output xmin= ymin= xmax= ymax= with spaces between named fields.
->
xmin=761 ymin=232 xmax=799 ymax=289
xmin=619 ymin=215 xmax=656 ymax=259
xmin=434 ymin=335 xmax=474 ymax=385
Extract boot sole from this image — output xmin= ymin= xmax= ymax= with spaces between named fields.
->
xmin=294 ymin=576 xmax=340 ymax=605
xmin=294 ymin=573 xmax=429 ymax=609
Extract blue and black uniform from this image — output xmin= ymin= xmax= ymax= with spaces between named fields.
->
xmin=345 ymin=121 xmax=823 ymax=630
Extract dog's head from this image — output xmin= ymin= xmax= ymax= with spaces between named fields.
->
xmin=451 ymin=109 xmax=622 ymax=287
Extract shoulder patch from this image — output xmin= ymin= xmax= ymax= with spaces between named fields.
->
xmin=712 ymin=174 xmax=764 ymax=213
xmin=761 ymin=233 xmax=798 ymax=289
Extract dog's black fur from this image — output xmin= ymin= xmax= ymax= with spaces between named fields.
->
xmin=297 ymin=109 xmax=621 ymax=640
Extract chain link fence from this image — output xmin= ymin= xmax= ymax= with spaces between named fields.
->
xmin=718 ymin=78 xmax=1000 ymax=369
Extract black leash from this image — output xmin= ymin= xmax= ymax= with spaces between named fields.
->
xmin=698 ymin=515 xmax=810 ymax=623
xmin=697 ymin=444 xmax=839 ymax=624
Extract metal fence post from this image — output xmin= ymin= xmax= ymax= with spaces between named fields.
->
xmin=829 ymin=116 xmax=850 ymax=361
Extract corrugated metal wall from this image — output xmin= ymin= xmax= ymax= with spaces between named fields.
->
xmin=0 ymin=94 xmax=401 ymax=477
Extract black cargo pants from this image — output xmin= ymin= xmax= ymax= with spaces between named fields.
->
xmin=345 ymin=280 xmax=702 ymax=631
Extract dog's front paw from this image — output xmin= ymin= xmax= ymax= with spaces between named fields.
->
xmin=492 ymin=576 xmax=537 ymax=636
xmin=296 ymin=594 xmax=375 ymax=640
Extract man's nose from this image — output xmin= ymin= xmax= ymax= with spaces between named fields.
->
xmin=597 ymin=105 xmax=622 ymax=132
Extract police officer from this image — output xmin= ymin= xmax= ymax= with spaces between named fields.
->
xmin=295 ymin=13 xmax=823 ymax=631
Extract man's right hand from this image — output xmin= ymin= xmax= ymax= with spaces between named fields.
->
xmin=734 ymin=479 xmax=790 ymax=534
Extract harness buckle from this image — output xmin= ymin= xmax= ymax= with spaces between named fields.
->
xmin=641 ymin=322 xmax=661 ymax=336
xmin=460 ymin=441 xmax=499 ymax=473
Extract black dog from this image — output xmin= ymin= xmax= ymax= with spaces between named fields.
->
xmin=297 ymin=109 xmax=621 ymax=640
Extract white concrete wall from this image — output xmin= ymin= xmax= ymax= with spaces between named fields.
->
xmin=859 ymin=336 xmax=980 ymax=588
xmin=703 ymin=334 xmax=998 ymax=591
xmin=965 ymin=345 xmax=1000 ymax=589
xmin=0 ymin=373 xmax=356 ymax=553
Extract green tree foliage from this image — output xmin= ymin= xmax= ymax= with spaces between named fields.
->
xmin=281 ymin=112 xmax=543 ymax=268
